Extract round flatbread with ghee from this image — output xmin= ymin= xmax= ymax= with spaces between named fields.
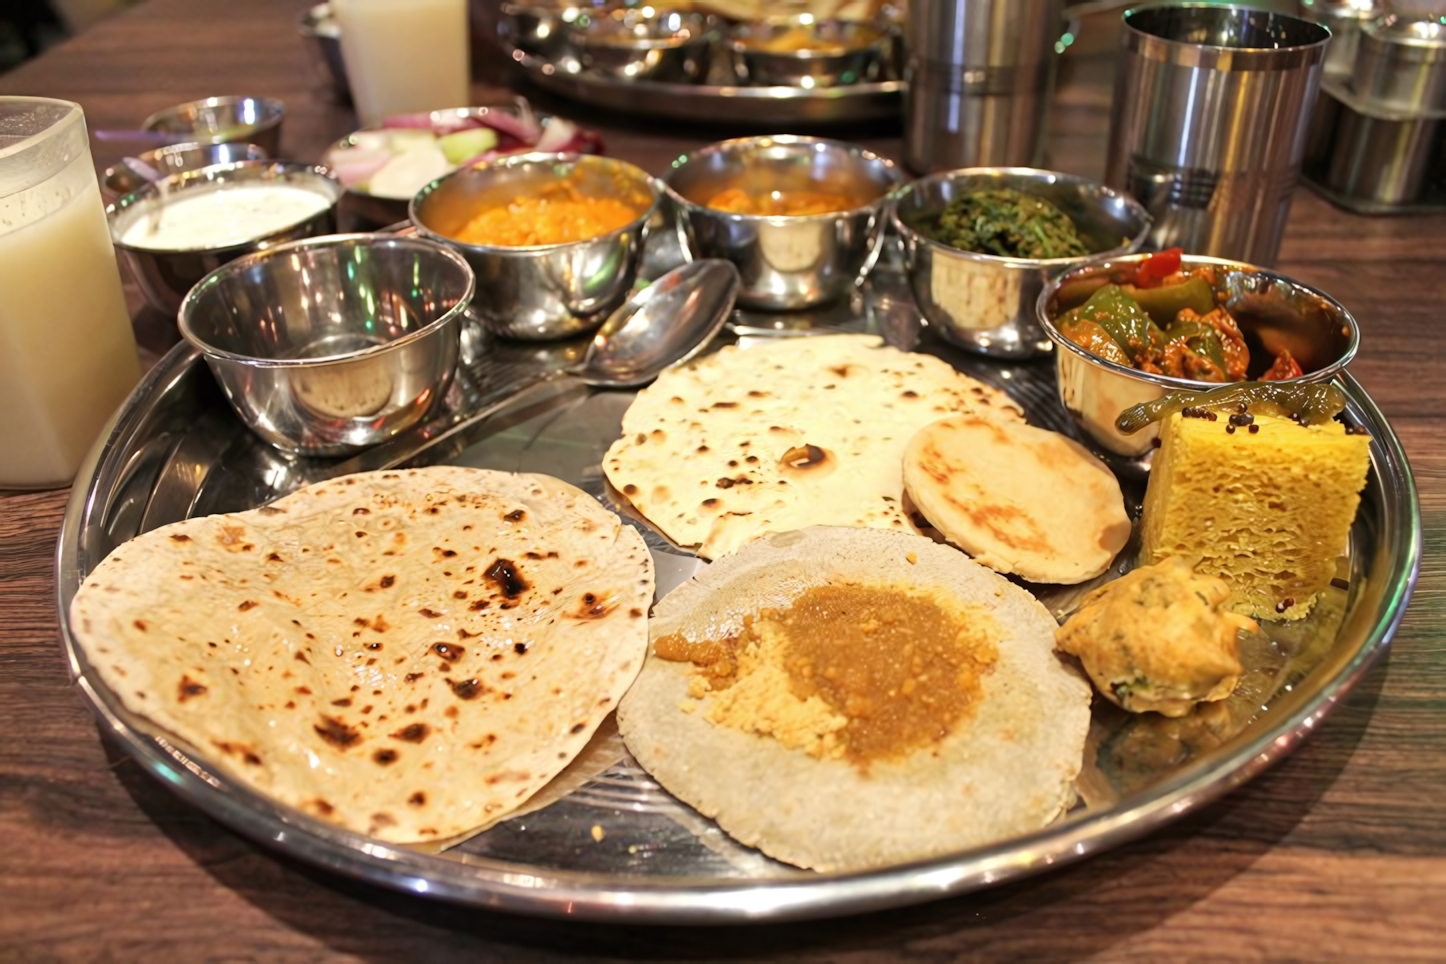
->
xmin=616 ymin=526 xmax=1091 ymax=873
xmin=602 ymin=334 xmax=1023 ymax=560
xmin=70 ymin=467 xmax=654 ymax=845
xmin=903 ymin=415 xmax=1132 ymax=585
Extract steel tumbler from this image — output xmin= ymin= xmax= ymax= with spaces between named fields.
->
xmin=903 ymin=0 xmax=1064 ymax=174
xmin=1105 ymin=5 xmax=1330 ymax=265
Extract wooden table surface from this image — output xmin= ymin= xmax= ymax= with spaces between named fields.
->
xmin=2 ymin=1 xmax=1444 ymax=959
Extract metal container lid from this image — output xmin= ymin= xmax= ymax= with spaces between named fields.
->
xmin=1353 ymin=15 xmax=1446 ymax=113
xmin=1298 ymin=0 xmax=1386 ymax=21
xmin=1301 ymin=0 xmax=1376 ymax=21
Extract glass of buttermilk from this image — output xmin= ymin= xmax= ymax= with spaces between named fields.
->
xmin=0 ymin=97 xmax=141 ymax=489
xmin=331 ymin=0 xmax=472 ymax=128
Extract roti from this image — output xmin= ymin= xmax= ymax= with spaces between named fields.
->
xmin=616 ymin=526 xmax=1092 ymax=872
xmin=69 ymin=467 xmax=654 ymax=845
xmin=903 ymin=415 xmax=1132 ymax=584
xmin=602 ymin=334 xmax=1023 ymax=560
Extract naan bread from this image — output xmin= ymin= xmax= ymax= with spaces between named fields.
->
xmin=903 ymin=415 xmax=1132 ymax=584
xmin=70 ymin=467 xmax=653 ymax=845
xmin=617 ymin=526 xmax=1092 ymax=873
xmin=603 ymin=334 xmax=1023 ymax=560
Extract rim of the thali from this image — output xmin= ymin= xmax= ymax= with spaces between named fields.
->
xmin=53 ymin=343 xmax=1422 ymax=924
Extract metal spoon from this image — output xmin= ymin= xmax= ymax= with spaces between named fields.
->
xmin=324 ymin=258 xmax=741 ymax=476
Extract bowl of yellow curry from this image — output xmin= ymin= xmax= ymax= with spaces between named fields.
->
xmin=411 ymin=152 xmax=660 ymax=340
xmin=664 ymin=135 xmax=903 ymax=310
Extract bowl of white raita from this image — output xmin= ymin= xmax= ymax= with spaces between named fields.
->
xmin=108 ymin=160 xmax=343 ymax=314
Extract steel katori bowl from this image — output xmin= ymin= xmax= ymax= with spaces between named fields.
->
xmin=101 ymin=141 xmax=271 ymax=200
xmin=142 ymin=95 xmax=286 ymax=157
xmin=569 ymin=8 xmax=718 ymax=83
xmin=729 ymin=17 xmax=889 ymax=87
xmin=664 ymin=135 xmax=903 ymax=310
xmin=892 ymin=167 xmax=1152 ymax=360
xmin=178 ymin=233 xmax=474 ymax=456
xmin=1037 ymin=252 xmax=1361 ymax=458
xmin=108 ymin=160 xmax=343 ymax=315
xmin=411 ymin=152 xmax=660 ymax=340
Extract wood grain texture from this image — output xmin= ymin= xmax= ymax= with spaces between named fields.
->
xmin=3 ymin=1 xmax=1446 ymax=960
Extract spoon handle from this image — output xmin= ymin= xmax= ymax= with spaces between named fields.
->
xmin=318 ymin=369 xmax=570 ymax=479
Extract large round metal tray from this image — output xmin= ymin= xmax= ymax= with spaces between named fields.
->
xmin=513 ymin=50 xmax=904 ymax=126
xmin=55 ymin=258 xmax=1420 ymax=923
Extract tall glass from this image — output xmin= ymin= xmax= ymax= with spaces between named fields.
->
xmin=0 ymin=97 xmax=140 ymax=489
xmin=1104 ymin=5 xmax=1329 ymax=265
xmin=331 ymin=0 xmax=471 ymax=127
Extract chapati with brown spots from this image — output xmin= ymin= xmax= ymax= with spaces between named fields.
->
xmin=69 ymin=467 xmax=654 ymax=845
xmin=602 ymin=334 xmax=1023 ymax=560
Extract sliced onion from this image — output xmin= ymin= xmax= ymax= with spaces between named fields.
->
xmin=532 ymin=118 xmax=578 ymax=154
xmin=475 ymin=107 xmax=543 ymax=145
xmin=328 ymin=151 xmax=391 ymax=188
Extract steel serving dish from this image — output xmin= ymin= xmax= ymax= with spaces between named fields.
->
xmin=54 ymin=231 xmax=1418 ymax=922
xmin=1037 ymin=252 xmax=1362 ymax=457
xmin=728 ymin=18 xmax=889 ymax=88
xmin=412 ymin=152 xmax=660 ymax=340
xmin=142 ymin=95 xmax=286 ymax=157
xmin=509 ymin=47 xmax=903 ymax=126
xmin=892 ymin=167 xmax=1152 ymax=359
xmin=664 ymin=135 xmax=902 ymax=310
xmin=107 ymin=160 xmax=343 ymax=315
xmin=101 ymin=141 xmax=271 ymax=200
xmin=569 ymin=8 xmax=718 ymax=83
xmin=177 ymin=233 xmax=475 ymax=456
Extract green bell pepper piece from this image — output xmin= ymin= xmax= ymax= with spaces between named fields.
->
xmin=1164 ymin=320 xmax=1228 ymax=373
xmin=1057 ymin=284 xmax=1160 ymax=363
xmin=1122 ymin=276 xmax=1216 ymax=328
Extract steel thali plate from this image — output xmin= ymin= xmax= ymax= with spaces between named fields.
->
xmin=513 ymin=50 xmax=904 ymax=127
xmin=55 ymin=250 xmax=1420 ymax=923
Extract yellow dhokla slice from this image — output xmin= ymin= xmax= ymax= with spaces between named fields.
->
xmin=1140 ymin=411 xmax=1371 ymax=621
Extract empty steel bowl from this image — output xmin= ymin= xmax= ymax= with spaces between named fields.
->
xmin=178 ymin=234 xmax=475 ymax=456
xmin=108 ymin=160 xmax=343 ymax=315
xmin=892 ymin=168 xmax=1152 ymax=359
xmin=729 ymin=18 xmax=888 ymax=87
xmin=411 ymin=152 xmax=660 ymax=340
xmin=101 ymin=141 xmax=271 ymax=199
xmin=570 ymin=8 xmax=718 ymax=82
xmin=1037 ymin=253 xmax=1361 ymax=457
xmin=664 ymin=135 xmax=903 ymax=310
xmin=143 ymin=96 xmax=286 ymax=157
xmin=298 ymin=3 xmax=350 ymax=103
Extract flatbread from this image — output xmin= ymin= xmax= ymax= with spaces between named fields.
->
xmin=70 ymin=467 xmax=654 ymax=845
xmin=903 ymin=415 xmax=1131 ymax=584
xmin=617 ymin=526 xmax=1092 ymax=872
xmin=603 ymin=334 xmax=1023 ymax=560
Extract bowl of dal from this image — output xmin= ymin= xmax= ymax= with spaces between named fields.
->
xmin=411 ymin=152 xmax=660 ymax=341
xmin=663 ymin=135 xmax=903 ymax=310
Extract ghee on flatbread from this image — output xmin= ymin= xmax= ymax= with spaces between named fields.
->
xmin=69 ymin=467 xmax=654 ymax=845
xmin=602 ymin=334 xmax=1024 ymax=560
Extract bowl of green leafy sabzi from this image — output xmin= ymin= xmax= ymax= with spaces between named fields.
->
xmin=891 ymin=167 xmax=1151 ymax=360
xmin=1036 ymin=250 xmax=1361 ymax=458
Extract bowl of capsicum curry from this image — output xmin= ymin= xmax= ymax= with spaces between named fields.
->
xmin=1037 ymin=249 xmax=1361 ymax=457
